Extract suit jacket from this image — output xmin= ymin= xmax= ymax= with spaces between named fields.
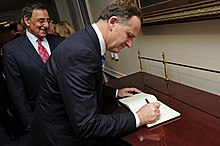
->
xmin=31 ymin=25 xmax=136 ymax=146
xmin=3 ymin=34 xmax=64 ymax=126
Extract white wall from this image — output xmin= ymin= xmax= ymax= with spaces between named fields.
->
xmin=85 ymin=0 xmax=220 ymax=96
xmin=54 ymin=0 xmax=73 ymax=26
xmin=85 ymin=0 xmax=112 ymax=23
xmin=137 ymin=20 xmax=220 ymax=96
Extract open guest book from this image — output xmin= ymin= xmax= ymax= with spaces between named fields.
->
xmin=119 ymin=92 xmax=181 ymax=128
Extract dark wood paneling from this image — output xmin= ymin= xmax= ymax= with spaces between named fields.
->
xmin=104 ymin=72 xmax=220 ymax=145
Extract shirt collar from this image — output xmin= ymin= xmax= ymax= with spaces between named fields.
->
xmin=92 ymin=23 xmax=106 ymax=56
xmin=26 ymin=29 xmax=46 ymax=43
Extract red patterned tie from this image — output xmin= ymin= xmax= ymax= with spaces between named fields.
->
xmin=37 ymin=38 xmax=49 ymax=63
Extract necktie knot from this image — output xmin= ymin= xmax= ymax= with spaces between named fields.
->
xmin=37 ymin=38 xmax=49 ymax=63
xmin=37 ymin=38 xmax=42 ymax=44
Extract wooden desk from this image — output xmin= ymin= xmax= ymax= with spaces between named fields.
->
xmin=104 ymin=72 xmax=220 ymax=146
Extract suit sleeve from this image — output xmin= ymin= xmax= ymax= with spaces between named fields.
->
xmin=57 ymin=48 xmax=136 ymax=138
xmin=102 ymin=84 xmax=117 ymax=101
xmin=3 ymin=46 xmax=32 ymax=126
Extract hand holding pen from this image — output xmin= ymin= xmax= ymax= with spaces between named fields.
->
xmin=136 ymin=99 xmax=160 ymax=126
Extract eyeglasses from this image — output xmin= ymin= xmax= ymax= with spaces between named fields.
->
xmin=37 ymin=18 xmax=53 ymax=24
xmin=30 ymin=18 xmax=53 ymax=24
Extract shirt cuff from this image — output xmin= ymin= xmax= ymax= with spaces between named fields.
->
xmin=133 ymin=112 xmax=140 ymax=127
xmin=115 ymin=89 xmax=118 ymax=98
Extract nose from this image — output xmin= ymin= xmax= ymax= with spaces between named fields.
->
xmin=42 ymin=22 xmax=50 ymax=28
xmin=126 ymin=38 xmax=133 ymax=48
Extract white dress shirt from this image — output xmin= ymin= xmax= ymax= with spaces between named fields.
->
xmin=26 ymin=29 xmax=51 ymax=55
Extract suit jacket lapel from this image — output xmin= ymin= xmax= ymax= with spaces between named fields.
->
xmin=19 ymin=35 xmax=45 ymax=68
xmin=85 ymin=25 xmax=101 ymax=61
xmin=46 ymin=35 xmax=56 ymax=52
xmin=85 ymin=25 xmax=104 ymax=109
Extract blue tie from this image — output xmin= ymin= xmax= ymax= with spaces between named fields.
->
xmin=101 ymin=55 xmax=106 ymax=65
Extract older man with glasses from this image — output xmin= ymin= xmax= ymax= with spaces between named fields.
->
xmin=2 ymin=2 xmax=64 ymax=142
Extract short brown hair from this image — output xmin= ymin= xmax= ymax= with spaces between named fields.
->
xmin=99 ymin=0 xmax=143 ymax=23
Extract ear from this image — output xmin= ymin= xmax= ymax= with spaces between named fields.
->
xmin=108 ymin=16 xmax=118 ymax=31
xmin=23 ymin=16 xmax=30 ymax=27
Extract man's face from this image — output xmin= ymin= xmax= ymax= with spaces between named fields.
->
xmin=106 ymin=16 xmax=141 ymax=53
xmin=24 ymin=9 xmax=51 ymax=38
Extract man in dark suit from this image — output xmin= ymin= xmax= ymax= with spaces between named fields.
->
xmin=2 ymin=2 xmax=64 ymax=139
xmin=31 ymin=0 xmax=160 ymax=146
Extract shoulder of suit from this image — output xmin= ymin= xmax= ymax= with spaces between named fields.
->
xmin=3 ymin=35 xmax=26 ymax=49
xmin=46 ymin=34 xmax=65 ymax=40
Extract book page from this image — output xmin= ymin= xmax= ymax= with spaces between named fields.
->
xmin=119 ymin=92 xmax=158 ymax=112
xmin=119 ymin=92 xmax=181 ymax=128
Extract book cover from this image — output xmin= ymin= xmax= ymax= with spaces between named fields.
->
xmin=119 ymin=92 xmax=181 ymax=128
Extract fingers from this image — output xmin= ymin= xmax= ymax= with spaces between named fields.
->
xmin=152 ymin=102 xmax=161 ymax=120
xmin=124 ymin=92 xmax=135 ymax=97
xmin=118 ymin=87 xmax=142 ymax=97
xmin=122 ymin=87 xmax=141 ymax=94
xmin=148 ymin=113 xmax=160 ymax=124
xmin=154 ymin=102 xmax=160 ymax=108
xmin=147 ymin=101 xmax=160 ymax=107
xmin=134 ymin=88 xmax=141 ymax=93
xmin=129 ymin=87 xmax=141 ymax=94
xmin=137 ymin=102 xmax=161 ymax=126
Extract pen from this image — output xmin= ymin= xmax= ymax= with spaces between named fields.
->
xmin=145 ymin=98 xmax=149 ymax=103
